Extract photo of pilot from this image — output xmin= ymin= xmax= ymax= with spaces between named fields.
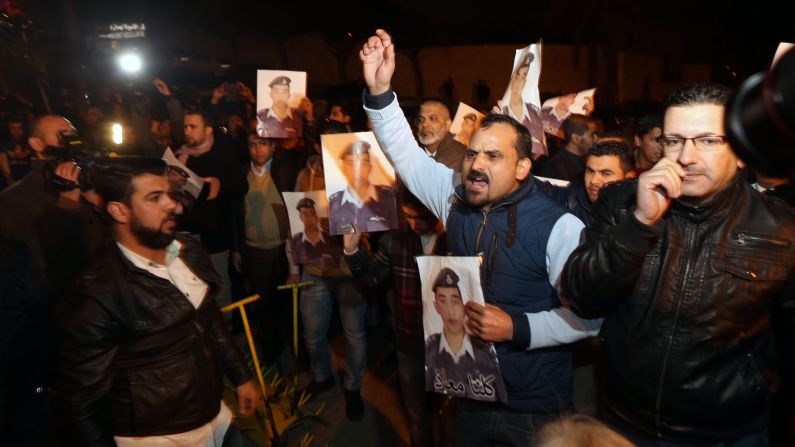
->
xmin=289 ymin=196 xmax=341 ymax=266
xmin=256 ymin=72 xmax=306 ymax=138
xmin=327 ymin=139 xmax=398 ymax=235
xmin=424 ymin=267 xmax=507 ymax=403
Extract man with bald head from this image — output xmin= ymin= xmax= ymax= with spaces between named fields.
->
xmin=0 ymin=113 xmax=105 ymax=445
xmin=0 ymin=114 xmax=79 ymax=244
xmin=415 ymin=100 xmax=466 ymax=170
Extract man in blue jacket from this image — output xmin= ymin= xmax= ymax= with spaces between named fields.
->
xmin=359 ymin=29 xmax=601 ymax=446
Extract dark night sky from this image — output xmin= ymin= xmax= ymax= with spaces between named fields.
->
xmin=27 ymin=0 xmax=795 ymax=81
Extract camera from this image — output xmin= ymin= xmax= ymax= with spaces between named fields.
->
xmin=43 ymin=132 xmax=116 ymax=191
xmin=726 ymin=46 xmax=795 ymax=177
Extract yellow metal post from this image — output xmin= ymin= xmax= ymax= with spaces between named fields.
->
xmin=221 ymin=294 xmax=280 ymax=444
xmin=276 ymin=281 xmax=314 ymax=359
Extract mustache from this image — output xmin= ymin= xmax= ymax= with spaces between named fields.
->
xmin=467 ymin=170 xmax=489 ymax=183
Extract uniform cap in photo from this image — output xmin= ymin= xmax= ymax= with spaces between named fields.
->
xmin=296 ymin=197 xmax=316 ymax=210
xmin=432 ymin=267 xmax=460 ymax=292
xmin=341 ymin=140 xmax=371 ymax=158
xmin=269 ymin=76 xmax=292 ymax=88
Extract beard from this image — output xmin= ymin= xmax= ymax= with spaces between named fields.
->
xmin=418 ymin=130 xmax=443 ymax=146
xmin=463 ymin=169 xmax=490 ymax=206
xmin=130 ymin=213 xmax=177 ymax=249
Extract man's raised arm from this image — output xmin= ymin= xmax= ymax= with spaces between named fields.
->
xmin=360 ymin=29 xmax=457 ymax=223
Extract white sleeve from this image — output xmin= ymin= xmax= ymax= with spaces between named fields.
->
xmin=525 ymin=213 xmax=602 ymax=349
xmin=364 ymin=93 xmax=458 ymax=225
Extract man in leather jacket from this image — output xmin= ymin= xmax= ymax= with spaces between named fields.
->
xmin=56 ymin=158 xmax=259 ymax=446
xmin=562 ymin=83 xmax=795 ymax=446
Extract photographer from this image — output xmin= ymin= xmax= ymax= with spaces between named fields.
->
xmin=0 ymin=114 xmax=108 ymax=446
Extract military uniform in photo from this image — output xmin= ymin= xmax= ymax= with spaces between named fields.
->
xmin=328 ymin=141 xmax=398 ymax=234
xmin=424 ymin=269 xmax=507 ymax=403
xmin=290 ymin=231 xmax=341 ymax=266
xmin=256 ymin=76 xmax=304 ymax=138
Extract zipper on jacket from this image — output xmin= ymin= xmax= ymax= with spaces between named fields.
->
xmin=653 ymin=224 xmax=695 ymax=435
xmin=734 ymin=232 xmax=790 ymax=248
xmin=474 ymin=209 xmax=489 ymax=254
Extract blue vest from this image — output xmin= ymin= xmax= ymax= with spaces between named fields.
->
xmin=445 ymin=178 xmax=573 ymax=413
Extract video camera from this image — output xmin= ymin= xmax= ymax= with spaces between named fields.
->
xmin=726 ymin=46 xmax=795 ymax=177
xmin=43 ymin=131 xmax=116 ymax=191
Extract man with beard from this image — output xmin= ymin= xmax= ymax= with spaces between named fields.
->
xmin=360 ymin=30 xmax=601 ymax=446
xmin=178 ymin=110 xmax=248 ymax=310
xmin=632 ymin=113 xmax=663 ymax=174
xmin=415 ymin=100 xmax=466 ymax=170
xmin=57 ymin=158 xmax=260 ymax=446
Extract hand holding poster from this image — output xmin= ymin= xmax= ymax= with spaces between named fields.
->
xmin=418 ymin=256 xmax=507 ymax=403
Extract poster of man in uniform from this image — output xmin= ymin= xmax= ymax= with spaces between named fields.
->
xmin=322 ymin=131 xmax=398 ymax=236
xmin=418 ymin=256 xmax=507 ymax=403
xmin=499 ymin=43 xmax=546 ymax=157
xmin=450 ymin=102 xmax=485 ymax=147
xmin=256 ymin=70 xmax=307 ymax=138
xmin=283 ymin=191 xmax=341 ymax=266
xmin=540 ymin=88 xmax=597 ymax=136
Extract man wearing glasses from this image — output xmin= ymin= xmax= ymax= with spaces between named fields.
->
xmin=562 ymin=83 xmax=795 ymax=446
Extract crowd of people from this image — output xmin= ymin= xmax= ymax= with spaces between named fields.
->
xmin=0 ymin=27 xmax=793 ymax=447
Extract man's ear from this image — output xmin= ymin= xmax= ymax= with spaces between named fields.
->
xmin=625 ymin=170 xmax=637 ymax=180
xmin=28 ymin=136 xmax=46 ymax=155
xmin=204 ymin=125 xmax=213 ymax=139
xmin=633 ymin=135 xmax=642 ymax=148
xmin=107 ymin=201 xmax=130 ymax=224
xmin=445 ymin=118 xmax=452 ymax=131
xmin=516 ymin=157 xmax=532 ymax=181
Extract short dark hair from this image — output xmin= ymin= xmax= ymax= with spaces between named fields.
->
xmin=663 ymin=83 xmax=733 ymax=112
xmin=562 ymin=114 xmax=592 ymax=145
xmin=93 ymin=157 xmax=168 ymax=208
xmin=586 ymin=141 xmax=635 ymax=174
xmin=635 ymin=113 xmax=663 ymax=138
xmin=184 ymin=109 xmax=216 ymax=128
xmin=479 ymin=113 xmax=532 ymax=159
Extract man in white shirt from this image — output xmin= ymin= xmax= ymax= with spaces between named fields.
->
xmin=57 ymin=158 xmax=259 ymax=447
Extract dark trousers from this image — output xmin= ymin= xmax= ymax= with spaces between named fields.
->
xmin=454 ymin=399 xmax=566 ymax=447
xmin=396 ymin=349 xmax=435 ymax=447
xmin=245 ymin=244 xmax=290 ymax=365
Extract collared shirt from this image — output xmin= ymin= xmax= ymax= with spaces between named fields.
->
xmin=250 ymin=158 xmax=273 ymax=177
xmin=116 ymin=240 xmax=207 ymax=309
xmin=266 ymin=106 xmax=293 ymax=120
xmin=438 ymin=331 xmax=475 ymax=364
xmin=114 ymin=240 xmax=231 ymax=447
xmin=301 ymin=229 xmax=326 ymax=246
xmin=419 ymin=233 xmax=438 ymax=255
xmin=340 ymin=183 xmax=378 ymax=208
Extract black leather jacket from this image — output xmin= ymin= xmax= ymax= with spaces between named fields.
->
xmin=562 ymin=175 xmax=795 ymax=442
xmin=57 ymin=235 xmax=251 ymax=446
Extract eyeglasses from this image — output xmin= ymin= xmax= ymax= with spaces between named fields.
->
xmin=657 ymin=135 xmax=728 ymax=152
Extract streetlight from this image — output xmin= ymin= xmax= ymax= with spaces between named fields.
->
xmin=117 ymin=52 xmax=142 ymax=74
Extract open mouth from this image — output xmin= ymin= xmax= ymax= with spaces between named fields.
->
xmin=467 ymin=173 xmax=489 ymax=191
